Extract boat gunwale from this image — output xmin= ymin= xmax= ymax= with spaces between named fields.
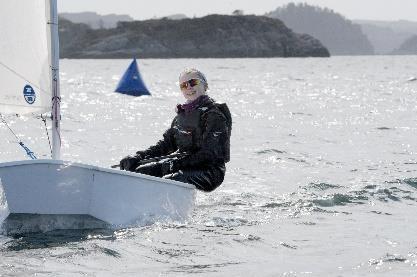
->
xmin=0 ymin=159 xmax=195 ymax=190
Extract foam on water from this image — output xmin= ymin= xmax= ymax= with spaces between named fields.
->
xmin=0 ymin=181 xmax=9 ymax=230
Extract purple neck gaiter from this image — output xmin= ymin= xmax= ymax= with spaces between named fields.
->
xmin=177 ymin=95 xmax=209 ymax=113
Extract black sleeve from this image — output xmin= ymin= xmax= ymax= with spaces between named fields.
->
xmin=177 ymin=109 xmax=228 ymax=168
xmin=137 ymin=119 xmax=178 ymax=158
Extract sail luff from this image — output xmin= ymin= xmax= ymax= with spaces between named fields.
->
xmin=49 ymin=0 xmax=61 ymax=160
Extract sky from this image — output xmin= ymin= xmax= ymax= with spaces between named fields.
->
xmin=58 ymin=0 xmax=417 ymax=22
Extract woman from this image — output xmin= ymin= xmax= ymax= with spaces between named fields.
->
xmin=119 ymin=68 xmax=231 ymax=192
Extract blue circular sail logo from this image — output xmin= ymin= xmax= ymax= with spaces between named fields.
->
xmin=23 ymin=85 xmax=36 ymax=105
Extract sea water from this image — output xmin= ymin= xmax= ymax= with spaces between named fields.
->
xmin=1 ymin=56 xmax=417 ymax=276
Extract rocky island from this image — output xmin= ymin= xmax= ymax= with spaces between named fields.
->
xmin=392 ymin=35 xmax=417 ymax=55
xmin=59 ymin=14 xmax=330 ymax=59
xmin=267 ymin=3 xmax=374 ymax=56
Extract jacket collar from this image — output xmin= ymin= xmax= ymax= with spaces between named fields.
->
xmin=176 ymin=95 xmax=211 ymax=114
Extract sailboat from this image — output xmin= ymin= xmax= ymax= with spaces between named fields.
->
xmin=0 ymin=0 xmax=195 ymax=234
xmin=115 ymin=58 xmax=151 ymax=96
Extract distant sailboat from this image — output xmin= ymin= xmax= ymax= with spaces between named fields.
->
xmin=115 ymin=58 xmax=150 ymax=96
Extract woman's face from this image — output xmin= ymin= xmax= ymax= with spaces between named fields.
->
xmin=179 ymin=72 xmax=206 ymax=101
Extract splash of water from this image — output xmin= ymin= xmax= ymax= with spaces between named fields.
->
xmin=0 ymin=179 xmax=10 ymax=229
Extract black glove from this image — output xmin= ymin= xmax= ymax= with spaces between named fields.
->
xmin=119 ymin=154 xmax=143 ymax=171
xmin=136 ymin=158 xmax=181 ymax=177
xmin=161 ymin=159 xmax=179 ymax=175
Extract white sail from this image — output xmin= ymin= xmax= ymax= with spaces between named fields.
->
xmin=0 ymin=0 xmax=52 ymax=115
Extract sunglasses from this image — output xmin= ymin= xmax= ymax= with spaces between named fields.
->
xmin=180 ymin=79 xmax=201 ymax=89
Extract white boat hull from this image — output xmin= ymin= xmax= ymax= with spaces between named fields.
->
xmin=0 ymin=160 xmax=195 ymax=232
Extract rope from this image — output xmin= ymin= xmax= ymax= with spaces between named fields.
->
xmin=0 ymin=113 xmax=20 ymax=141
xmin=41 ymin=114 xmax=52 ymax=158
xmin=19 ymin=142 xmax=37 ymax=160
xmin=0 ymin=113 xmax=37 ymax=160
xmin=0 ymin=61 xmax=48 ymax=97
xmin=51 ymin=95 xmax=62 ymax=146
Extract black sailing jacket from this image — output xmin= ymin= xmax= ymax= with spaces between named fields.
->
xmin=138 ymin=96 xmax=230 ymax=170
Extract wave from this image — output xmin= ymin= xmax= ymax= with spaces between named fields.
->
xmin=255 ymin=149 xmax=286 ymax=155
xmin=369 ymin=253 xmax=409 ymax=266
xmin=402 ymin=177 xmax=417 ymax=189
xmin=312 ymin=193 xmax=367 ymax=207
xmin=203 ymin=216 xmax=251 ymax=228
xmin=303 ymin=182 xmax=343 ymax=190
xmin=259 ymin=178 xmax=417 ymax=215
xmin=173 ymin=262 xmax=241 ymax=274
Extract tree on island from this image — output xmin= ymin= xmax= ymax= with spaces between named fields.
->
xmin=232 ymin=10 xmax=244 ymax=16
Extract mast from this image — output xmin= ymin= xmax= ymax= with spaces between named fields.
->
xmin=49 ymin=0 xmax=61 ymax=160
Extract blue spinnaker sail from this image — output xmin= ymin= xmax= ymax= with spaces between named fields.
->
xmin=115 ymin=59 xmax=150 ymax=96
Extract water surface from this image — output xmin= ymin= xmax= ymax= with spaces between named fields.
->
xmin=1 ymin=56 xmax=417 ymax=276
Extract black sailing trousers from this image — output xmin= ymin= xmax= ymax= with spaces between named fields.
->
xmin=136 ymin=163 xmax=225 ymax=192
